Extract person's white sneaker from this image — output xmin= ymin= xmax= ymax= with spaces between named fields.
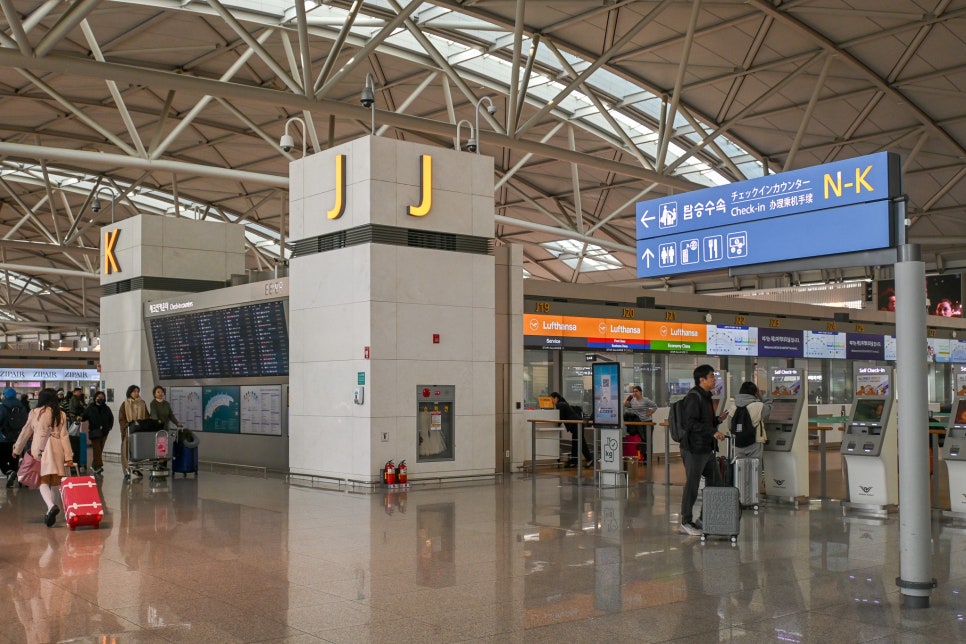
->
xmin=678 ymin=522 xmax=702 ymax=536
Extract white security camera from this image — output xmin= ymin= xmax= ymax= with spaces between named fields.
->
xmin=465 ymin=139 xmax=478 ymax=153
xmin=486 ymin=104 xmax=496 ymax=116
xmin=91 ymin=199 xmax=102 ymax=213
xmin=279 ymin=134 xmax=294 ymax=153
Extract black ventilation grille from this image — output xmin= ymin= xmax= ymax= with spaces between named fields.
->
xmin=102 ymin=276 xmax=225 ymax=296
xmin=292 ymin=224 xmax=492 ymax=258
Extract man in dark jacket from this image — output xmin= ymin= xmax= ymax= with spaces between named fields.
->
xmin=0 ymin=387 xmax=26 ymax=486
xmin=81 ymin=390 xmax=114 ymax=476
xmin=551 ymin=392 xmax=593 ymax=468
xmin=678 ymin=365 xmax=727 ymax=536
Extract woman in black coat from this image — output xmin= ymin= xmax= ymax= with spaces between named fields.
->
xmin=81 ymin=390 xmax=113 ymax=476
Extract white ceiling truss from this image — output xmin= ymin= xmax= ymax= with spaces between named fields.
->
xmin=0 ymin=0 xmax=964 ymax=335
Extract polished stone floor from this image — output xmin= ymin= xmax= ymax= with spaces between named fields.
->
xmin=1 ymin=462 xmax=964 ymax=643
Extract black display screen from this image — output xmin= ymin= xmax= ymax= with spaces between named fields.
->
xmin=852 ymin=398 xmax=885 ymax=424
xmin=149 ymin=300 xmax=288 ymax=380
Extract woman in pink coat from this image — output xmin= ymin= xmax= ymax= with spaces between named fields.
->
xmin=12 ymin=388 xmax=73 ymax=527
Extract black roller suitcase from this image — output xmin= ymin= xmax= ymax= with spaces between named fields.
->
xmin=172 ymin=442 xmax=198 ymax=477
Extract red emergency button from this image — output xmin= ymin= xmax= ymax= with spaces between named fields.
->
xmin=423 ymin=388 xmax=431 ymax=397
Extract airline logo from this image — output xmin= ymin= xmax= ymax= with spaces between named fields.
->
xmin=103 ymin=229 xmax=120 ymax=274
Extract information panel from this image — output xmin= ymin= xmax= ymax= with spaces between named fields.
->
xmin=637 ymin=201 xmax=892 ymax=278
xmin=202 ymin=385 xmax=241 ymax=433
xmin=169 ymin=387 xmax=203 ymax=430
xmin=239 ymin=385 xmax=284 ymax=436
xmin=149 ymin=300 xmax=289 ymax=380
xmin=635 ymin=151 xmax=897 ymax=240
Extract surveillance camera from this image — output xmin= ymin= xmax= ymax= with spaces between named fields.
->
xmin=91 ymin=199 xmax=101 ymax=213
xmin=360 ymin=86 xmax=375 ymax=109
xmin=465 ymin=139 xmax=477 ymax=153
xmin=486 ymin=105 xmax=497 ymax=116
xmin=279 ymin=134 xmax=294 ymax=153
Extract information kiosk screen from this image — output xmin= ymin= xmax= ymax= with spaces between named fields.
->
xmin=852 ymin=399 xmax=885 ymax=424
xmin=768 ymin=400 xmax=797 ymax=422
xmin=953 ymin=400 xmax=966 ymax=427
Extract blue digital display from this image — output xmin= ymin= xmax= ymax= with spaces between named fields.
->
xmin=592 ymin=362 xmax=621 ymax=428
xmin=635 ymin=152 xmax=897 ymax=240
xmin=636 ymin=200 xmax=892 ymax=278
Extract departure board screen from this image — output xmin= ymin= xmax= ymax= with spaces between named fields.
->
xmin=149 ymin=300 xmax=289 ymax=380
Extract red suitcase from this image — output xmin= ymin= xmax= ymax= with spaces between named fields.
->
xmin=61 ymin=467 xmax=104 ymax=530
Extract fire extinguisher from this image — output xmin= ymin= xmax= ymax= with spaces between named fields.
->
xmin=397 ymin=460 xmax=407 ymax=484
xmin=384 ymin=460 xmax=396 ymax=485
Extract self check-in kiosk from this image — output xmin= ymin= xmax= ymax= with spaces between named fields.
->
xmin=942 ymin=366 xmax=966 ymax=519
xmin=841 ymin=366 xmax=897 ymax=515
xmin=762 ymin=367 xmax=809 ymax=503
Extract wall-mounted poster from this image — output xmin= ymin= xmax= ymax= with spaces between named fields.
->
xmin=169 ymin=387 xmax=203 ymax=430
xmin=202 ymin=385 xmax=241 ymax=433
xmin=240 ymin=385 xmax=284 ymax=436
xmin=927 ymin=338 xmax=950 ymax=363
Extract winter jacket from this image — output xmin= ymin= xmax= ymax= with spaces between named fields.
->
xmin=722 ymin=392 xmax=774 ymax=444
xmin=118 ymin=397 xmax=148 ymax=436
xmin=680 ymin=385 xmax=720 ymax=454
xmin=81 ymin=400 xmax=115 ymax=439
xmin=12 ymin=406 xmax=72 ymax=477
xmin=150 ymin=399 xmax=180 ymax=428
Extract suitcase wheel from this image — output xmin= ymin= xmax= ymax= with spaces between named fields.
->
xmin=730 ymin=535 xmax=737 ymax=543
xmin=700 ymin=534 xmax=706 ymax=542
xmin=69 ymin=525 xmax=76 ymax=531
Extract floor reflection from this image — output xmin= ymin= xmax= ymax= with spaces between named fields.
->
xmin=0 ymin=465 xmax=962 ymax=641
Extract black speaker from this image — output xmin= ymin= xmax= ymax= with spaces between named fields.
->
xmin=636 ymin=296 xmax=655 ymax=308
xmin=833 ymin=312 xmax=850 ymax=322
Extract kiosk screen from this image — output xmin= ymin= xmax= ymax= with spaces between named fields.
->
xmin=852 ymin=399 xmax=885 ymax=424
xmin=953 ymin=400 xmax=966 ymax=427
xmin=769 ymin=400 xmax=797 ymax=422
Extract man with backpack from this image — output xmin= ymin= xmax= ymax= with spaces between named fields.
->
xmin=721 ymin=381 xmax=773 ymax=463
xmin=0 ymin=387 xmax=28 ymax=487
xmin=676 ymin=365 xmax=728 ymax=536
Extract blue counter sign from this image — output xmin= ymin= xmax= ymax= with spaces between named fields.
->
xmin=636 ymin=152 xmax=899 ymax=278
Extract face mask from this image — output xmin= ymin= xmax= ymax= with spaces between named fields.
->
xmin=96 ymin=399 xmax=105 ymax=405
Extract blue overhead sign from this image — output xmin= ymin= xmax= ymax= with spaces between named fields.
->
xmin=636 ymin=200 xmax=892 ymax=278
xmin=635 ymin=152 xmax=898 ymax=240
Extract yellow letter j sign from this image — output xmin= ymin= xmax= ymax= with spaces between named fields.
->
xmin=408 ymin=154 xmax=432 ymax=217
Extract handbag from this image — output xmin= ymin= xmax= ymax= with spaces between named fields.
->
xmin=18 ymin=430 xmax=52 ymax=489
xmin=68 ymin=421 xmax=82 ymax=437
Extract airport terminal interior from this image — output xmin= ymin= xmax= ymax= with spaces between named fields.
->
xmin=4 ymin=1 xmax=966 ymax=642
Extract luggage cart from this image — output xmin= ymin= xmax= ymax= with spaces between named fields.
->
xmin=127 ymin=428 xmax=177 ymax=481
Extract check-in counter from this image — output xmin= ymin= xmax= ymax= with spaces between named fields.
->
xmin=524 ymin=409 xmax=563 ymax=466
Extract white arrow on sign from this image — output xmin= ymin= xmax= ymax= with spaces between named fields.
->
xmin=640 ymin=209 xmax=655 ymax=228
xmin=641 ymin=248 xmax=654 ymax=267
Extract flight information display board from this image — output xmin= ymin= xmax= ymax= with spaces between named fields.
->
xmin=149 ymin=300 xmax=289 ymax=380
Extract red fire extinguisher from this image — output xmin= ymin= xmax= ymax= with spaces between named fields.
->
xmin=397 ymin=460 xmax=407 ymax=484
xmin=384 ymin=460 xmax=396 ymax=485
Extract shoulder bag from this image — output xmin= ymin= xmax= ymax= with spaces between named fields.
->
xmin=18 ymin=429 xmax=52 ymax=489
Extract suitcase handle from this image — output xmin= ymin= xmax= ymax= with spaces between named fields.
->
xmin=65 ymin=463 xmax=80 ymax=477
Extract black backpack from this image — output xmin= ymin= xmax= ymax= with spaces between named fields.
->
xmin=2 ymin=403 xmax=27 ymax=441
xmin=730 ymin=404 xmax=757 ymax=447
xmin=668 ymin=393 xmax=693 ymax=443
